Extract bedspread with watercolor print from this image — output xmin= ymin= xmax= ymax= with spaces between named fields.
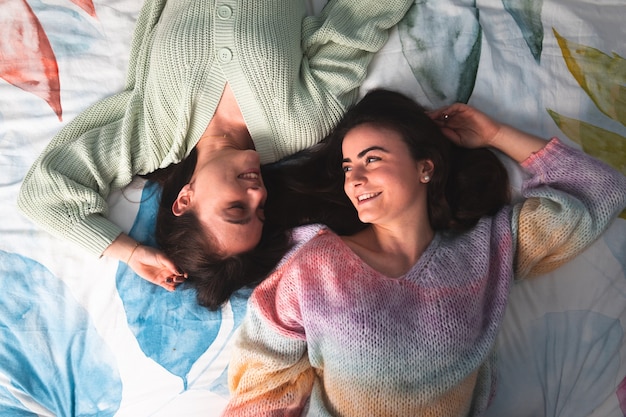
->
xmin=1 ymin=0 xmax=625 ymax=416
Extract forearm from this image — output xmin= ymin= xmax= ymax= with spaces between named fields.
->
xmin=301 ymin=0 xmax=413 ymax=108
xmin=102 ymin=233 xmax=140 ymax=264
xmin=489 ymin=124 xmax=548 ymax=163
xmin=17 ymin=90 xmax=140 ymax=256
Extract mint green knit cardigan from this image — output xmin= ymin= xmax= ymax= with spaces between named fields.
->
xmin=18 ymin=0 xmax=413 ymax=256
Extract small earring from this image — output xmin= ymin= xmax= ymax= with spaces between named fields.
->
xmin=423 ymin=175 xmax=430 ymax=183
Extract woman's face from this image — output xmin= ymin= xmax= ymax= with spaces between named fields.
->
xmin=341 ymin=124 xmax=432 ymax=225
xmin=173 ymin=148 xmax=266 ymax=256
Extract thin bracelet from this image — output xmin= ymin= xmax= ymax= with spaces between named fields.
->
xmin=126 ymin=241 xmax=141 ymax=264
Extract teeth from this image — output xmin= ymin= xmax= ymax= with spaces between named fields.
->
xmin=357 ymin=192 xmax=379 ymax=202
xmin=239 ymin=172 xmax=259 ymax=179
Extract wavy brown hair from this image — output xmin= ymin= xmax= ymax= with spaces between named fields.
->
xmin=264 ymin=89 xmax=510 ymax=234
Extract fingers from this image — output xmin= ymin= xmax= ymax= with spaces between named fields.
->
xmin=155 ymin=251 xmax=188 ymax=290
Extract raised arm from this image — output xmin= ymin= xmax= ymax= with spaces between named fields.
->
xmin=429 ymin=102 xmax=547 ymax=161
xmin=431 ymin=103 xmax=626 ymax=278
xmin=17 ymin=0 xmax=183 ymax=290
xmin=300 ymin=0 xmax=414 ymax=116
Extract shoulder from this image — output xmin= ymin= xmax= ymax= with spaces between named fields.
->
xmin=271 ymin=224 xmax=345 ymax=271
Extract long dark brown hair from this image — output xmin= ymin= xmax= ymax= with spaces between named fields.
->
xmin=264 ymin=89 xmax=510 ymax=234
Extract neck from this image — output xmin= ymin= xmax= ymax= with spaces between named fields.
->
xmin=342 ymin=220 xmax=434 ymax=277
xmin=370 ymin=221 xmax=434 ymax=263
xmin=196 ymin=83 xmax=254 ymax=153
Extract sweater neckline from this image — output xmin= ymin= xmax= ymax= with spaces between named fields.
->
xmin=329 ymin=230 xmax=441 ymax=281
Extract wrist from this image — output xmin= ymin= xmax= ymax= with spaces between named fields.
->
xmin=126 ymin=241 xmax=141 ymax=264
xmin=103 ymin=233 xmax=141 ymax=263
xmin=489 ymin=124 xmax=548 ymax=163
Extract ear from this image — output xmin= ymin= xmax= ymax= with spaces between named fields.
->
xmin=172 ymin=184 xmax=192 ymax=216
xmin=418 ymin=159 xmax=435 ymax=183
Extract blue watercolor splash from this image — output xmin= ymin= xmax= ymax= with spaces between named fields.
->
xmin=0 ymin=251 xmax=122 ymax=416
xmin=604 ymin=222 xmax=626 ymax=278
xmin=115 ymin=181 xmax=250 ymax=391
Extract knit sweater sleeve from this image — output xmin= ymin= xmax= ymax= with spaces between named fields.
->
xmin=511 ymin=138 xmax=626 ymax=278
xmin=16 ymin=0 xmax=167 ymax=257
xmin=300 ymin=0 xmax=414 ymax=119
xmin=225 ymin=257 xmax=314 ymax=416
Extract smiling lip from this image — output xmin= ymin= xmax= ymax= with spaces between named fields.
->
xmin=238 ymin=170 xmax=264 ymax=188
xmin=238 ymin=171 xmax=260 ymax=179
xmin=356 ymin=192 xmax=380 ymax=203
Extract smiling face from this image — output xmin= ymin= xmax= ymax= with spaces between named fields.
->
xmin=172 ymin=148 xmax=266 ymax=256
xmin=341 ymin=123 xmax=433 ymax=226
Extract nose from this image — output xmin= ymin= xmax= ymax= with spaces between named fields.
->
xmin=345 ymin=165 xmax=366 ymax=188
xmin=247 ymin=184 xmax=267 ymax=207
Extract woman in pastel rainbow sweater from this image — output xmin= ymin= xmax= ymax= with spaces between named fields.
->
xmin=224 ymin=89 xmax=626 ymax=416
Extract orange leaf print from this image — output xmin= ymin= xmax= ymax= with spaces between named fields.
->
xmin=0 ymin=0 xmax=62 ymax=120
xmin=69 ymin=0 xmax=96 ymax=17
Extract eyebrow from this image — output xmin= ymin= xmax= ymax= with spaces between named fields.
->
xmin=342 ymin=145 xmax=389 ymax=163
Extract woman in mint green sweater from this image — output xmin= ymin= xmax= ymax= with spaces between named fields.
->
xmin=17 ymin=0 xmax=413 ymax=308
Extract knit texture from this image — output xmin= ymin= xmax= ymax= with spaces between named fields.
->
xmin=17 ymin=0 xmax=413 ymax=256
xmin=225 ymin=139 xmax=626 ymax=417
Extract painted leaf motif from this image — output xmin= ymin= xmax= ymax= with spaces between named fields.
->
xmin=0 ymin=0 xmax=61 ymax=120
xmin=554 ymin=29 xmax=626 ymax=127
xmin=484 ymin=311 xmax=624 ymax=415
xmin=69 ymin=0 xmax=96 ymax=17
xmin=548 ymin=109 xmax=626 ymax=173
xmin=502 ymin=0 xmax=544 ymax=62
xmin=398 ymin=0 xmax=481 ymax=108
xmin=548 ymin=109 xmax=626 ymax=219
xmin=0 ymin=250 xmax=122 ymax=416
xmin=116 ymin=182 xmax=250 ymax=391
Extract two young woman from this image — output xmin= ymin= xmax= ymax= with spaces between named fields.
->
xmin=224 ymin=89 xmax=626 ymax=416
xmin=17 ymin=0 xmax=413 ymax=305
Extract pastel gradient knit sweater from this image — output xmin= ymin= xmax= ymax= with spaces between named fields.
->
xmin=17 ymin=0 xmax=412 ymax=256
xmin=225 ymin=139 xmax=626 ymax=417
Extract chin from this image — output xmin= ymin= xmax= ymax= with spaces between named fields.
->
xmin=356 ymin=213 xmax=375 ymax=224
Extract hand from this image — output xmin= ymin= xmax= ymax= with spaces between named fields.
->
xmin=429 ymin=103 xmax=549 ymax=162
xmin=428 ymin=103 xmax=503 ymax=149
xmin=104 ymin=233 xmax=186 ymax=291
xmin=127 ymin=244 xmax=187 ymax=292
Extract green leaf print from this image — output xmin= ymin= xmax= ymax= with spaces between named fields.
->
xmin=398 ymin=0 xmax=481 ymax=107
xmin=548 ymin=110 xmax=626 ymax=175
xmin=502 ymin=0 xmax=544 ymax=62
xmin=551 ymin=29 xmax=626 ymax=219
